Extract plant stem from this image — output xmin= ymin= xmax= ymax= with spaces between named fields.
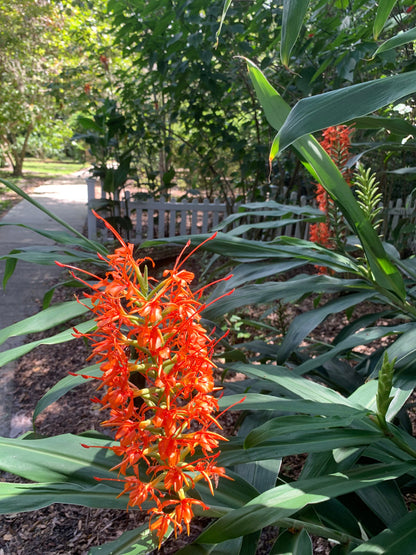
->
xmin=369 ymin=414 xmax=416 ymax=459
xmin=274 ymin=517 xmax=362 ymax=546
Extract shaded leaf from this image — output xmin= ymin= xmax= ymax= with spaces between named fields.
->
xmin=276 ymin=291 xmax=374 ymax=363
xmin=270 ymin=528 xmax=312 ymax=554
xmin=246 ymin=60 xmax=406 ymax=302
xmin=350 ymin=509 xmax=416 ymax=553
xmin=197 ymin=462 xmax=416 ymax=543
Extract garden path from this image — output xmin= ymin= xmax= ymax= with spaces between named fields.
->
xmin=0 ymin=172 xmax=89 ymax=437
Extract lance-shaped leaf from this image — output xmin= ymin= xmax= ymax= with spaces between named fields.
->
xmin=218 ymin=429 xmax=383 ymax=465
xmin=350 ymin=509 xmax=416 ymax=552
xmin=276 ymin=291 xmax=374 ymax=363
xmin=374 ymin=26 xmax=416 ymax=55
xmin=0 ymin=482 xmax=128 ymax=514
xmin=88 ymin=522 xmax=167 ymax=555
xmin=270 ymin=529 xmax=312 ymax=555
xmin=274 ymin=70 xmax=416 ymax=154
xmin=0 ymin=299 xmax=91 ymax=347
xmin=373 ymin=0 xmax=397 ymax=39
xmin=246 ymin=59 xmax=406 ymax=302
xmin=215 ymin=0 xmax=232 ymax=47
xmin=34 ymin=364 xmax=102 ymax=421
xmin=294 ymin=322 xmax=413 ymax=376
xmin=0 ymin=319 xmax=96 ymax=368
xmin=0 ymin=433 xmax=120 ymax=484
xmin=244 ymin=414 xmax=371 ymax=449
xmin=349 ymin=115 xmax=416 ymax=136
xmin=197 ymin=461 xmax=416 ymax=543
xmin=0 ymin=178 xmax=106 ymax=255
xmin=218 ymin=394 xmax=367 ymax=417
xmin=280 ymin=0 xmax=310 ymax=67
xmin=227 ymin=362 xmax=359 ymax=406
xmin=203 ymin=274 xmax=366 ymax=320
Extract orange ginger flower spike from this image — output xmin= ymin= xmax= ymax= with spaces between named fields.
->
xmin=309 ymin=124 xmax=354 ymax=274
xmin=58 ymin=225 xmax=236 ymax=548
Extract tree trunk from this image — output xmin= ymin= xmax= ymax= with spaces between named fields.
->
xmin=12 ymin=156 xmax=24 ymax=177
xmin=11 ymin=124 xmax=33 ymax=177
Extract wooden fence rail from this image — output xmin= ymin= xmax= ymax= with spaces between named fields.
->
xmin=86 ymin=179 xmax=416 ymax=251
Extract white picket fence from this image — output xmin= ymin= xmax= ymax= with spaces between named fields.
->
xmin=86 ymin=178 xmax=416 ymax=249
xmin=125 ymin=192 xmax=229 ymax=241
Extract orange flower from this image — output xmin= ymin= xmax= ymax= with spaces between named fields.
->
xmin=309 ymin=125 xmax=354 ymax=273
xmin=58 ymin=215 xmax=234 ymax=547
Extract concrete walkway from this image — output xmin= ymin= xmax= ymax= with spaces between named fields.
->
xmin=0 ymin=172 xmax=89 ymax=437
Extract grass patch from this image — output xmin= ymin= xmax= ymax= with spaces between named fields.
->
xmin=0 ymin=158 xmax=87 ymax=180
xmin=21 ymin=158 xmax=86 ymax=176
xmin=0 ymin=198 xmax=12 ymax=212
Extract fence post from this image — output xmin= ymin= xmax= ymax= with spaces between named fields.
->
xmin=86 ymin=177 xmax=97 ymax=240
xmin=191 ymin=198 xmax=199 ymax=234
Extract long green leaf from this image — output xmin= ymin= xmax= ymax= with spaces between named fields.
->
xmin=235 ymin=459 xmax=280 ymax=495
xmin=0 ymin=319 xmax=96 ymax=368
xmin=227 ymin=363 xmax=358 ymax=406
xmin=349 ymin=115 xmax=416 ymax=136
xmin=218 ymin=394 xmax=365 ymax=417
xmin=1 ymin=247 xmax=101 ymax=266
xmin=356 ymin=481 xmax=407 ymax=527
xmin=204 ymin=274 xmax=366 ymax=320
xmin=280 ymin=0 xmax=310 ymax=66
xmin=350 ymin=509 xmax=416 ymax=553
xmin=374 ymin=26 xmax=416 ymax=55
xmin=208 ymin=260 xmax=305 ymax=299
xmin=276 ymin=291 xmax=374 ymax=363
xmin=33 ymin=364 xmax=102 ymax=421
xmin=215 ymin=0 xmax=233 ymax=46
xmin=0 ymin=300 xmax=91 ymax=347
xmin=294 ymin=322 xmax=413 ymax=376
xmin=144 ymin=233 xmax=359 ymax=272
xmin=218 ymin=429 xmax=382 ymax=465
xmin=246 ymin=59 xmax=406 ymax=302
xmin=373 ymin=0 xmax=397 ymax=39
xmin=0 ymin=222 xmax=103 ymax=251
xmin=197 ymin=462 xmax=416 ymax=543
xmin=0 ymin=433 xmax=119 ymax=484
xmin=274 ymin=70 xmax=416 ymax=154
xmin=0 ymin=482 xmax=128 ymax=513
xmin=196 ymin=470 xmax=260 ymax=510
xmin=244 ymin=414 xmax=370 ymax=449
xmin=270 ymin=529 xmax=312 ymax=555
xmin=88 ymin=522 xmax=163 ymax=555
